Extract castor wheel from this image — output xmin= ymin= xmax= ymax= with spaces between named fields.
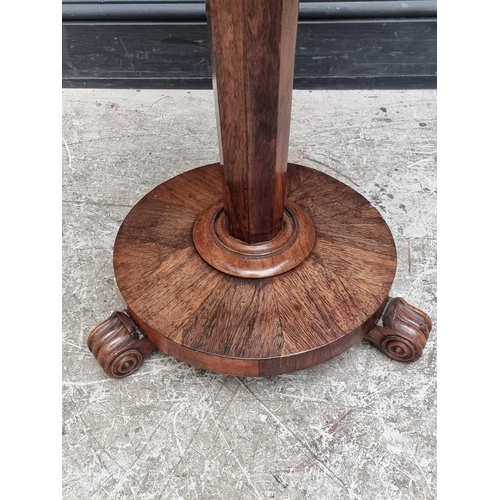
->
xmin=365 ymin=297 xmax=433 ymax=362
xmin=87 ymin=311 xmax=156 ymax=378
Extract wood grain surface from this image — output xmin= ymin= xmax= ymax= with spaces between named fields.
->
xmin=366 ymin=297 xmax=432 ymax=362
xmin=192 ymin=199 xmax=316 ymax=278
xmin=207 ymin=0 xmax=299 ymax=243
xmin=87 ymin=311 xmax=156 ymax=378
xmin=113 ymin=163 xmax=397 ymax=376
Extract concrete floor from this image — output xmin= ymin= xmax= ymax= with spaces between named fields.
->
xmin=62 ymin=88 xmax=437 ymax=500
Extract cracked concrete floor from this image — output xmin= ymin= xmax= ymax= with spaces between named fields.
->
xmin=62 ymin=88 xmax=437 ymax=500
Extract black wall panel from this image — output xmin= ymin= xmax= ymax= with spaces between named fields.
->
xmin=62 ymin=1 xmax=437 ymax=89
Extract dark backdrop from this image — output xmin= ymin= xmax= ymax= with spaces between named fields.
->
xmin=62 ymin=0 xmax=437 ymax=89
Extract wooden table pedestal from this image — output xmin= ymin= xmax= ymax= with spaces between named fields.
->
xmin=88 ymin=0 xmax=432 ymax=379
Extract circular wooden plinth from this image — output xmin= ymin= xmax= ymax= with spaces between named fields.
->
xmin=113 ymin=163 xmax=397 ymax=377
xmin=193 ymin=200 xmax=316 ymax=278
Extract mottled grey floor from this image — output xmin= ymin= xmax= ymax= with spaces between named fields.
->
xmin=62 ymin=89 xmax=437 ymax=500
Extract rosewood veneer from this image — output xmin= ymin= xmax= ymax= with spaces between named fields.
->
xmin=88 ymin=0 xmax=432 ymax=378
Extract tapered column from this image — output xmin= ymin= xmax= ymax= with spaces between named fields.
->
xmin=206 ymin=0 xmax=300 ymax=244
xmin=194 ymin=0 xmax=314 ymax=278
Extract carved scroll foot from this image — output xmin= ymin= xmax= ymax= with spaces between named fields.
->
xmin=366 ymin=297 xmax=432 ymax=362
xmin=87 ymin=311 xmax=156 ymax=378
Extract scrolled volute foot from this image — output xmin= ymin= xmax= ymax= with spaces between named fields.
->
xmin=87 ymin=311 xmax=156 ymax=378
xmin=366 ymin=297 xmax=432 ymax=362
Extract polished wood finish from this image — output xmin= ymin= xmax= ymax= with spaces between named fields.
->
xmin=113 ymin=163 xmax=398 ymax=377
xmin=86 ymin=0 xmax=433 ymax=378
xmin=365 ymin=297 xmax=432 ymax=362
xmin=206 ymin=0 xmax=299 ymax=243
xmin=193 ymin=200 xmax=315 ymax=278
xmin=87 ymin=311 xmax=156 ymax=378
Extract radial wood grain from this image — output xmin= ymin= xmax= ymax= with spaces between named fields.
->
xmin=113 ymin=163 xmax=397 ymax=376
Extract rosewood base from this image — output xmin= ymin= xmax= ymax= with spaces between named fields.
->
xmin=86 ymin=162 xmax=427 ymax=378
